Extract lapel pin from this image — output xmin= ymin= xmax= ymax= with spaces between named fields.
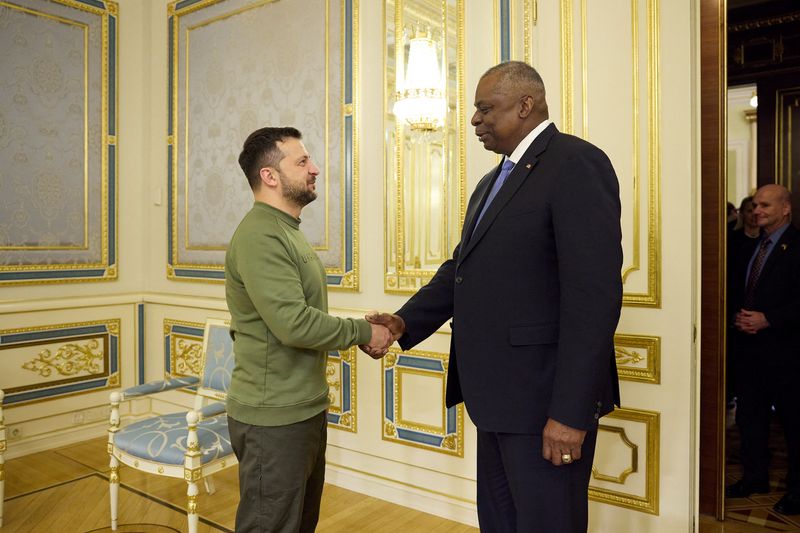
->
xmin=782 ymin=244 xmax=788 ymax=251
xmin=526 ymin=163 xmax=532 ymax=169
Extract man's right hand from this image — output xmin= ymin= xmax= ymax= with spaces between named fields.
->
xmin=363 ymin=323 xmax=392 ymax=359
xmin=359 ymin=312 xmax=406 ymax=358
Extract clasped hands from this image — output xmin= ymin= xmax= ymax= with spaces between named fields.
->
xmin=361 ymin=312 xmax=406 ymax=359
xmin=734 ymin=309 xmax=769 ymax=334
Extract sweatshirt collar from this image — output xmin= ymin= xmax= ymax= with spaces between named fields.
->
xmin=253 ymin=201 xmax=301 ymax=228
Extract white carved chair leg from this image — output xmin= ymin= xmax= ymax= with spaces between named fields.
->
xmin=110 ymin=455 xmax=119 ymax=530
xmin=187 ymin=481 xmax=199 ymax=533
xmin=0 ymin=389 xmax=5 ymax=529
xmin=203 ymin=475 xmax=216 ymax=495
xmin=185 ymin=410 xmax=201 ymax=533
xmin=108 ymin=392 xmax=121 ymax=531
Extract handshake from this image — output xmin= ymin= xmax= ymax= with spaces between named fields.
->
xmin=360 ymin=311 xmax=406 ymax=359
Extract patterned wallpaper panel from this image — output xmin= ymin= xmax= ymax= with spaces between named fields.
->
xmin=168 ymin=0 xmax=359 ymax=289
xmin=0 ymin=0 xmax=117 ymax=284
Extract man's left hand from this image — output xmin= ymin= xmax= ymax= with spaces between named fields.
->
xmin=542 ymin=418 xmax=586 ymax=466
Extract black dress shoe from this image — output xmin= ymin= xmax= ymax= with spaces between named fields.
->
xmin=726 ymin=479 xmax=770 ymax=498
xmin=774 ymin=493 xmax=800 ymax=515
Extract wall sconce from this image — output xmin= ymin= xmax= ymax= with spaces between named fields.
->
xmin=393 ymin=27 xmax=447 ymax=132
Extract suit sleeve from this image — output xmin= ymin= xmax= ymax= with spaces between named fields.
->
xmin=395 ymin=244 xmax=459 ymax=350
xmin=547 ymin=147 xmax=623 ymax=430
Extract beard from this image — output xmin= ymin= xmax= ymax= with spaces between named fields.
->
xmin=278 ymin=171 xmax=317 ymax=207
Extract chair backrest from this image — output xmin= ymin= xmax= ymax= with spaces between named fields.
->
xmin=197 ymin=318 xmax=234 ymax=401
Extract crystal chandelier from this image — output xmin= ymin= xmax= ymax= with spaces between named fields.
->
xmin=393 ymin=28 xmax=447 ymax=132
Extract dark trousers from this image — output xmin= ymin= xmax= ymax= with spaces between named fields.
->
xmin=736 ymin=362 xmax=800 ymax=494
xmin=476 ymin=426 xmax=598 ymax=533
xmin=228 ymin=411 xmax=327 ymax=533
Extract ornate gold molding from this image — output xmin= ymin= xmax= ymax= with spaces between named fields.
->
xmin=614 ymin=333 xmax=660 ymax=384
xmin=22 ymin=339 xmax=103 ymax=378
xmin=589 ymin=407 xmax=660 ymax=515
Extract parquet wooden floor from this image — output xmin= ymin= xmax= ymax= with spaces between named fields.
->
xmin=5 ymin=434 xmax=792 ymax=531
xmin=2 ymin=437 xmax=477 ymax=533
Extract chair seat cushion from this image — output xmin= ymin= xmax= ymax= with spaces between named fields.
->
xmin=115 ymin=412 xmax=232 ymax=465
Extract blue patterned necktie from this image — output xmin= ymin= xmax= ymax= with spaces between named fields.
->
xmin=743 ymin=237 xmax=771 ymax=308
xmin=472 ymin=159 xmax=515 ymax=236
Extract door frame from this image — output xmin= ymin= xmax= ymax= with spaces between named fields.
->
xmin=699 ymin=0 xmax=727 ymax=520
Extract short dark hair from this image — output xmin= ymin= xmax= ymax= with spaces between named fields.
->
xmin=482 ymin=61 xmax=546 ymax=97
xmin=238 ymin=127 xmax=302 ymax=190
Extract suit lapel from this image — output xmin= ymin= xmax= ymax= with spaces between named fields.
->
xmin=758 ymin=225 xmax=796 ymax=282
xmin=458 ymin=124 xmax=558 ymax=266
xmin=461 ymin=167 xmax=499 ymax=243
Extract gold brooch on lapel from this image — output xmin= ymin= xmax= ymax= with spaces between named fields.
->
xmin=526 ymin=163 xmax=532 ymax=169
xmin=782 ymin=244 xmax=789 ymax=251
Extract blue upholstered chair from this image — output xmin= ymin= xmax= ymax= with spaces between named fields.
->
xmin=107 ymin=319 xmax=235 ymax=533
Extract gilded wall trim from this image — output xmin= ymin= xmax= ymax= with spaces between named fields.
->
xmin=326 ymin=347 xmax=357 ymax=432
xmin=559 ymin=0 xmax=573 ymax=134
xmin=0 ymin=319 xmax=120 ymax=406
xmin=589 ymin=407 xmax=659 ymax=515
xmin=614 ymin=333 xmax=660 ymax=384
xmin=383 ymin=0 xmax=466 ymax=294
xmin=382 ymin=348 xmax=464 ymax=457
xmin=622 ymin=0 xmax=661 ymax=307
xmin=542 ymin=0 xmax=661 ymax=307
xmin=163 ymin=319 xmax=204 ymax=387
xmin=0 ymin=0 xmax=118 ymax=285
xmin=167 ymin=0 xmax=360 ymax=290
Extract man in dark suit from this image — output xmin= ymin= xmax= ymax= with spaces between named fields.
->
xmin=363 ymin=61 xmax=622 ymax=532
xmin=726 ymin=184 xmax=800 ymax=516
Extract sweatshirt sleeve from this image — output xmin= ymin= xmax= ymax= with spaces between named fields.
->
xmin=236 ymin=230 xmax=372 ymax=350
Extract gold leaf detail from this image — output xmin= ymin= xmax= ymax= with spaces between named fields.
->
xmin=441 ymin=435 xmax=457 ymax=450
xmin=175 ymin=339 xmax=203 ymax=376
xmin=384 ymin=421 xmax=397 ymax=437
xmin=23 ymin=340 xmax=103 ymax=377
xmin=615 ymin=346 xmax=644 ymax=366
xmin=326 ymin=362 xmax=340 ymax=392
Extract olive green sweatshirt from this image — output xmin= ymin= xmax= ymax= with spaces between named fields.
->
xmin=225 ymin=201 xmax=371 ymax=426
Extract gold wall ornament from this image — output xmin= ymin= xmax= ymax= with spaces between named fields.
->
xmin=163 ymin=319 xmax=204 ymax=386
xmin=327 ymin=348 xmax=357 ymax=432
xmin=615 ymin=346 xmax=643 ymax=365
xmin=384 ymin=420 xmax=398 ymax=437
xmin=1 ymin=320 xmax=119 ymax=404
xmin=384 ymin=0 xmax=466 ymax=294
xmin=22 ymin=340 xmax=103 ymax=378
xmin=614 ymin=333 xmax=660 ymax=384
xmin=174 ymin=339 xmax=203 ymax=376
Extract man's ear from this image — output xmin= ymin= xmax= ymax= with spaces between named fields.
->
xmin=518 ymin=94 xmax=535 ymax=119
xmin=260 ymin=167 xmax=279 ymax=189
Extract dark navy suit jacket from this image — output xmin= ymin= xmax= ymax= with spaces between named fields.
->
xmin=396 ymin=123 xmax=623 ymax=434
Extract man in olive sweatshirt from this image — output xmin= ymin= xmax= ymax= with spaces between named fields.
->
xmin=225 ymin=127 xmax=391 ymax=532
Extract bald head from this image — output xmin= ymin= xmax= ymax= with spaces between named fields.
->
xmin=752 ymin=184 xmax=792 ymax=234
